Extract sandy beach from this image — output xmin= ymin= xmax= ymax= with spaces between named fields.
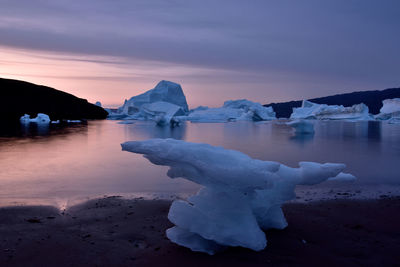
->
xmin=0 ymin=196 xmax=398 ymax=266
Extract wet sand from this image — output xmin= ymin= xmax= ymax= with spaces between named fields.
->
xmin=0 ymin=196 xmax=399 ymax=266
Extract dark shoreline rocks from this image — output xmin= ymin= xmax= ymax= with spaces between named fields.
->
xmin=1 ymin=78 xmax=108 ymax=124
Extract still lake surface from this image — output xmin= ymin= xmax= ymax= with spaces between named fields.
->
xmin=0 ymin=120 xmax=399 ymax=207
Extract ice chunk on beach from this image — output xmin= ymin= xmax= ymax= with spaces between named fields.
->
xmin=184 ymin=99 xmax=276 ymax=123
xmin=121 ymin=138 xmax=355 ymax=254
xmin=286 ymin=119 xmax=314 ymax=134
xmin=290 ymin=100 xmax=371 ymax=120
xmin=375 ymin=98 xmax=400 ymax=121
xmin=20 ymin=113 xmax=50 ymax=124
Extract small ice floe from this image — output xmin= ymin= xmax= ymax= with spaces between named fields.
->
xmin=122 ymin=138 xmax=355 ymax=255
xmin=66 ymin=120 xmax=81 ymax=123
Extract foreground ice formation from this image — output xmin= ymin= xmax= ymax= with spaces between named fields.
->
xmin=286 ymin=119 xmax=314 ymax=134
xmin=121 ymin=139 xmax=355 ymax=254
xmin=108 ymin=80 xmax=189 ymax=124
xmin=290 ymin=100 xmax=371 ymax=120
xmin=184 ymin=99 xmax=276 ymax=123
xmin=375 ymin=98 xmax=400 ymax=121
xmin=20 ymin=113 xmax=51 ymax=124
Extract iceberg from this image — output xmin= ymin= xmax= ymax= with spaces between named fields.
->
xmin=375 ymin=98 xmax=400 ymax=121
xmin=184 ymin=99 xmax=276 ymax=123
xmin=119 ymin=80 xmax=189 ymax=114
xmin=223 ymin=99 xmax=276 ymax=121
xmin=20 ymin=113 xmax=51 ymax=124
xmin=184 ymin=107 xmax=247 ymax=123
xmin=95 ymin=101 xmax=102 ymax=107
xmin=290 ymin=100 xmax=371 ymax=120
xmin=121 ymin=138 xmax=355 ymax=254
xmin=109 ymin=80 xmax=189 ymax=124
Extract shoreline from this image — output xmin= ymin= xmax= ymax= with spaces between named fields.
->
xmin=0 ymin=196 xmax=399 ymax=266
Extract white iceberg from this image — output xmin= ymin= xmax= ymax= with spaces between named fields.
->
xmin=110 ymin=80 xmax=189 ymax=124
xmin=183 ymin=99 xmax=276 ymax=123
xmin=290 ymin=100 xmax=371 ymax=120
xmin=119 ymin=80 xmax=189 ymax=114
xmin=223 ymin=99 xmax=276 ymax=121
xmin=20 ymin=113 xmax=51 ymax=124
xmin=121 ymin=138 xmax=355 ymax=254
xmin=184 ymin=107 xmax=246 ymax=123
xmin=286 ymin=119 xmax=314 ymax=134
xmin=375 ymin=98 xmax=400 ymax=121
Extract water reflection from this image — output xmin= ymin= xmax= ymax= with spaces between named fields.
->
xmin=123 ymin=121 xmax=187 ymax=140
xmin=289 ymin=133 xmax=314 ymax=145
xmin=0 ymin=119 xmax=399 ymax=206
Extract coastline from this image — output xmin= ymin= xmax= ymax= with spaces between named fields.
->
xmin=1 ymin=196 xmax=399 ymax=266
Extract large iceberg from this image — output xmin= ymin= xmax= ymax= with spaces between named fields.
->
xmin=290 ymin=100 xmax=371 ymax=120
xmin=183 ymin=99 xmax=276 ymax=123
xmin=108 ymin=81 xmax=189 ymax=124
xmin=375 ymin=98 xmax=400 ymax=121
xmin=119 ymin=80 xmax=188 ymax=114
xmin=122 ymin=138 xmax=355 ymax=254
xmin=20 ymin=113 xmax=51 ymax=124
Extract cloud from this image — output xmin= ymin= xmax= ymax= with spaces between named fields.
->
xmin=0 ymin=0 xmax=399 ymax=106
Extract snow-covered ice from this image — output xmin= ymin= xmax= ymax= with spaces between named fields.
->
xmin=290 ymin=100 xmax=371 ymax=120
xmin=286 ymin=119 xmax=314 ymax=134
xmin=20 ymin=113 xmax=51 ymax=124
xmin=122 ymin=138 xmax=355 ymax=254
xmin=375 ymin=98 xmax=400 ymax=121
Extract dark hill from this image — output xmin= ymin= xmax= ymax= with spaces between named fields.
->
xmin=1 ymin=78 xmax=108 ymax=123
xmin=264 ymin=87 xmax=400 ymax=118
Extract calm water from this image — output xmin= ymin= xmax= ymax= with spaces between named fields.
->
xmin=1 ymin=120 xmax=399 ymax=207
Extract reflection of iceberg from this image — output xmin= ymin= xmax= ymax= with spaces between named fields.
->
xmin=286 ymin=119 xmax=314 ymax=134
xmin=290 ymin=100 xmax=371 ymax=120
xmin=122 ymin=138 xmax=355 ymax=255
xmin=183 ymin=99 xmax=276 ymax=123
xmin=375 ymin=98 xmax=400 ymax=122
xmin=109 ymin=81 xmax=189 ymax=124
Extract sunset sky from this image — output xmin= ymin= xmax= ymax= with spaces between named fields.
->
xmin=1 ymin=0 xmax=399 ymax=108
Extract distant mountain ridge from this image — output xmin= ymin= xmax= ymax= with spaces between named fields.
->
xmin=264 ymin=87 xmax=400 ymax=118
xmin=0 ymin=78 xmax=108 ymax=123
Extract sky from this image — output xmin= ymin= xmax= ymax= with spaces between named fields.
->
xmin=0 ymin=0 xmax=399 ymax=108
